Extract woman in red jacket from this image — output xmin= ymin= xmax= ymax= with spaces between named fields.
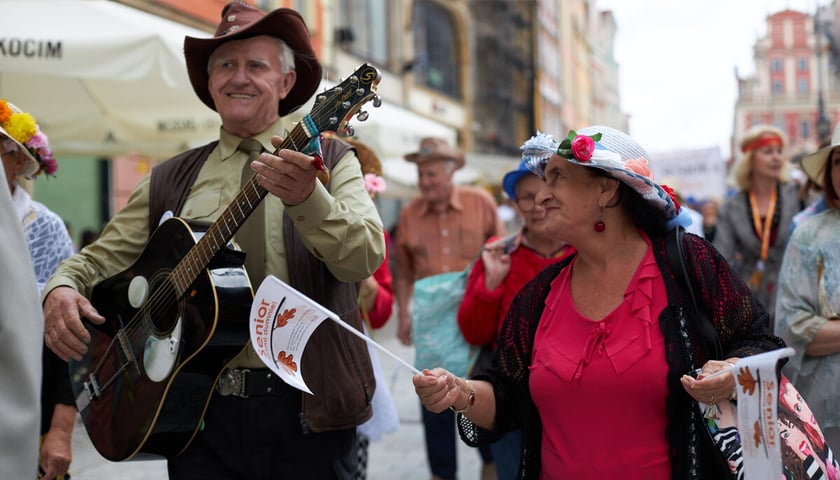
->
xmin=457 ymin=159 xmax=573 ymax=479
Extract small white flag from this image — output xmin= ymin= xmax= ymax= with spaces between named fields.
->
xmin=249 ymin=276 xmax=330 ymax=394
xmin=735 ymin=347 xmax=794 ymax=479
xmin=249 ymin=275 xmax=420 ymax=395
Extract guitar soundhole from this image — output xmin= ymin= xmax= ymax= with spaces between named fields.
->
xmin=147 ymin=271 xmax=184 ymax=337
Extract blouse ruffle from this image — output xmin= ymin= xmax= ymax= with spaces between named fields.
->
xmin=537 ymin=238 xmax=662 ymax=382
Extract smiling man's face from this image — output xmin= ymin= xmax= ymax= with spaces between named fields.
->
xmin=207 ymin=35 xmax=296 ymax=138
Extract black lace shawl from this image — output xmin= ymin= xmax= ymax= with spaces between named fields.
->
xmin=458 ymin=230 xmax=786 ymax=479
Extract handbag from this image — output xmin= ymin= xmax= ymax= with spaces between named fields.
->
xmin=411 ymin=265 xmax=479 ymax=378
xmin=667 ymin=227 xmax=840 ymax=479
xmin=412 ymin=233 xmax=519 ymax=378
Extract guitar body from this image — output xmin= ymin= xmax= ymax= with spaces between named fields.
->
xmin=69 ymin=217 xmax=253 ymax=461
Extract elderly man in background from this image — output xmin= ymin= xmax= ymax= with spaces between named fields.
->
xmin=394 ymin=137 xmax=504 ymax=480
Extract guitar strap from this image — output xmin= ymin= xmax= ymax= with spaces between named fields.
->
xmin=665 ymin=226 xmax=723 ymax=360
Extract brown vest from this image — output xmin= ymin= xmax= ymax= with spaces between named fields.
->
xmin=149 ymin=137 xmax=375 ymax=432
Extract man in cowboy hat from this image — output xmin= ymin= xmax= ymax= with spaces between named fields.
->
xmin=394 ymin=137 xmax=503 ymax=480
xmin=41 ymin=3 xmax=384 ymax=478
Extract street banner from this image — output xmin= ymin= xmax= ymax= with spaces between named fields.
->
xmin=250 ymin=275 xmax=419 ymax=394
xmin=734 ymin=347 xmax=795 ymax=479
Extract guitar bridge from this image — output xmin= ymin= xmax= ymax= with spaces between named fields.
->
xmin=75 ymin=374 xmax=102 ymax=412
xmin=85 ymin=375 xmax=103 ymax=399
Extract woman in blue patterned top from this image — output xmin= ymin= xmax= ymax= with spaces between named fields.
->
xmin=775 ymin=133 xmax=840 ymax=454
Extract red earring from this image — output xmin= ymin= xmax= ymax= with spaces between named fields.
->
xmin=594 ymin=207 xmax=605 ymax=232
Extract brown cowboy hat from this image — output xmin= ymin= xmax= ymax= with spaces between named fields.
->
xmin=404 ymin=137 xmax=465 ymax=169
xmin=183 ymin=2 xmax=322 ymax=116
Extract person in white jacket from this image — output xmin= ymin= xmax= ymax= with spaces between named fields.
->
xmin=0 ymin=146 xmax=43 ymax=479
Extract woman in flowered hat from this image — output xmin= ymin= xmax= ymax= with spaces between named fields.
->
xmin=413 ymin=126 xmax=785 ymax=479
xmin=713 ymin=125 xmax=801 ymax=329
xmin=775 ymin=128 xmax=840 ymax=454
xmin=0 ymin=98 xmax=75 ymax=480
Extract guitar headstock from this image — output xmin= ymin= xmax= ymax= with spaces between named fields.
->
xmin=309 ymin=63 xmax=382 ymax=136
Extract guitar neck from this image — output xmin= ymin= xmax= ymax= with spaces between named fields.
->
xmin=168 ymin=124 xmax=314 ymax=295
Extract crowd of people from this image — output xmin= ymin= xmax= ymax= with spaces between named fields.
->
xmin=3 ymin=2 xmax=839 ymax=480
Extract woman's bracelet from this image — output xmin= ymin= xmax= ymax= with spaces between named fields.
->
xmin=449 ymin=379 xmax=475 ymax=414
xmin=726 ymin=361 xmax=737 ymax=400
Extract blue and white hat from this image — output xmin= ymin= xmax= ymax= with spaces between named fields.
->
xmin=520 ymin=126 xmax=680 ymax=222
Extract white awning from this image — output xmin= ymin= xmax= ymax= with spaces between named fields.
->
xmin=0 ymin=0 xmax=219 ymax=158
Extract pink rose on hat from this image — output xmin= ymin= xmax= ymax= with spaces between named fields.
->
xmin=571 ymin=134 xmax=595 ymax=162
xmin=554 ymin=130 xmax=603 ymax=163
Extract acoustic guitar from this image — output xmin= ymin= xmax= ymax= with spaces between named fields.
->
xmin=68 ymin=64 xmax=382 ymax=461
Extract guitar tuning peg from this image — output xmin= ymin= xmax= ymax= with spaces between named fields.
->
xmin=316 ymin=94 xmax=326 ymax=103
xmin=343 ymin=125 xmax=355 ymax=137
xmin=372 ymin=96 xmax=382 ymax=108
xmin=349 ymin=75 xmax=359 ymax=85
xmin=356 ymin=110 xmax=369 ymax=122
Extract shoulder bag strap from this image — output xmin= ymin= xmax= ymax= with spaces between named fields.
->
xmin=666 ymin=226 xmax=723 ymax=360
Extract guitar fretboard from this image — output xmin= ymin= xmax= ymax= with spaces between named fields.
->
xmin=168 ymin=126 xmax=312 ymax=296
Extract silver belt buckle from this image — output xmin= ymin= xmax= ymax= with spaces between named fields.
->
xmin=217 ymin=368 xmax=250 ymax=397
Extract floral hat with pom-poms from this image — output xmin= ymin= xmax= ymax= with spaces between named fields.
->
xmin=0 ymin=99 xmax=58 ymax=178
xmin=521 ymin=126 xmax=684 ymax=226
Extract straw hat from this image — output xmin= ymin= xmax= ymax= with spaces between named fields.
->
xmin=521 ymin=126 xmax=679 ymax=221
xmin=184 ymin=2 xmax=322 ymax=116
xmin=800 ymin=123 xmax=840 ymax=187
xmin=404 ymin=137 xmax=465 ymax=169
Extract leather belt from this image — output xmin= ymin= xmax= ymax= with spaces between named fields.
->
xmin=216 ymin=368 xmax=285 ymax=398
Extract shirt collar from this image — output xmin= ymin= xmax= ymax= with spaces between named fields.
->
xmin=417 ymin=185 xmax=463 ymax=216
xmin=219 ymin=117 xmax=286 ymax=161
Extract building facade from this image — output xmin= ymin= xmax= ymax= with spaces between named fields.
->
xmin=733 ymin=5 xmax=840 ymax=162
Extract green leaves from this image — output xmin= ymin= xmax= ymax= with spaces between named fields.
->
xmin=556 ymin=130 xmax=601 ymax=160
